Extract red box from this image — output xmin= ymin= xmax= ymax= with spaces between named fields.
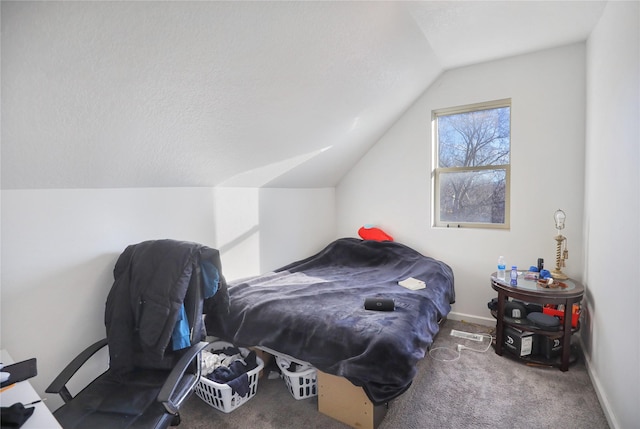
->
xmin=543 ymin=304 xmax=580 ymax=328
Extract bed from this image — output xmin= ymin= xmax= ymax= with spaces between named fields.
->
xmin=205 ymin=238 xmax=455 ymax=405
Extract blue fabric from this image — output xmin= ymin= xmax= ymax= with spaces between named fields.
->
xmin=171 ymin=305 xmax=191 ymax=351
xmin=171 ymin=261 xmax=219 ymax=350
xmin=201 ymin=260 xmax=219 ymax=299
xmin=227 ymin=373 xmax=250 ymax=397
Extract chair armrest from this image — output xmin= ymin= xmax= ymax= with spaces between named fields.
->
xmin=45 ymin=338 xmax=108 ymax=403
xmin=158 ymin=341 xmax=209 ymax=415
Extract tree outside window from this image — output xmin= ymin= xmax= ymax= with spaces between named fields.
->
xmin=433 ymin=99 xmax=511 ymax=228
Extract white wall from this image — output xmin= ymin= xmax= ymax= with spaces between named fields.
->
xmin=0 ymin=186 xmax=335 ymax=410
xmin=584 ymin=2 xmax=640 ymax=428
xmin=337 ymin=44 xmax=586 ymax=324
xmin=258 ymin=188 xmax=336 ymax=271
xmin=213 ymin=187 xmax=336 ymax=278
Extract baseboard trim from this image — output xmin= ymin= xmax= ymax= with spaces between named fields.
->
xmin=579 ymin=337 xmax=620 ymax=429
xmin=447 ymin=311 xmax=495 ymax=327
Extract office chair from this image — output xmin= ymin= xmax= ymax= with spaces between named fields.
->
xmin=46 ymin=239 xmax=228 ymax=429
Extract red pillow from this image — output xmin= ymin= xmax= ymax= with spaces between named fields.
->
xmin=358 ymin=225 xmax=393 ymax=242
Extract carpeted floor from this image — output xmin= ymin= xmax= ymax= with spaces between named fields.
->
xmin=179 ymin=319 xmax=609 ymax=429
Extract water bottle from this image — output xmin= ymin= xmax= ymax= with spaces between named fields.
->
xmin=510 ymin=266 xmax=518 ymax=286
xmin=497 ymin=256 xmax=506 ymax=281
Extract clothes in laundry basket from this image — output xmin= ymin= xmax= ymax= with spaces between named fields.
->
xmin=202 ymin=347 xmax=258 ymax=397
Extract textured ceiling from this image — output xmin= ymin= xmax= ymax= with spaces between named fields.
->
xmin=1 ymin=1 xmax=607 ymax=190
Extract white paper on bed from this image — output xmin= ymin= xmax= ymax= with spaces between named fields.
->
xmin=398 ymin=277 xmax=426 ymax=290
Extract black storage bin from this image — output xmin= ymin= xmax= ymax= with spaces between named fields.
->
xmin=538 ymin=335 xmax=563 ymax=359
xmin=504 ymin=327 xmax=539 ymax=357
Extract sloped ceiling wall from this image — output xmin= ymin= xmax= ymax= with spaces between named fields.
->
xmin=1 ymin=1 xmax=606 ymax=190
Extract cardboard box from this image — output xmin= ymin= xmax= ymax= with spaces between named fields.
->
xmin=504 ymin=326 xmax=538 ymax=357
xmin=249 ymin=348 xmax=273 ymax=379
xmin=317 ymin=371 xmax=387 ymax=429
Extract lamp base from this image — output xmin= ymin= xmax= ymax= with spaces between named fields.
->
xmin=550 ymin=269 xmax=568 ymax=280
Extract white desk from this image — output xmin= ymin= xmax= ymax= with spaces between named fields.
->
xmin=0 ymin=349 xmax=62 ymax=429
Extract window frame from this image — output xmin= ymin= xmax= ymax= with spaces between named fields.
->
xmin=431 ymin=98 xmax=511 ymax=229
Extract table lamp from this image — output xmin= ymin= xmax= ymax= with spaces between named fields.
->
xmin=551 ymin=209 xmax=568 ymax=279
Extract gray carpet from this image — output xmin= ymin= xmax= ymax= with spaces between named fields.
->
xmin=179 ymin=319 xmax=609 ymax=429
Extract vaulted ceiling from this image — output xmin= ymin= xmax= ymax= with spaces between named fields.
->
xmin=1 ymin=1 xmax=606 ymax=190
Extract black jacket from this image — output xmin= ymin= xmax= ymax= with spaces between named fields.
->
xmin=105 ymin=239 xmax=228 ymax=375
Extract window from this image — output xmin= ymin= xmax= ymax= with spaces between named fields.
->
xmin=432 ymin=99 xmax=511 ymax=229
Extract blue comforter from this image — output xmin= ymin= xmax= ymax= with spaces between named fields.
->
xmin=207 ymin=238 xmax=455 ymax=404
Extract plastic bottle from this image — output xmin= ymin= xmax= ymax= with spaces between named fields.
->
xmin=497 ymin=256 xmax=506 ymax=281
xmin=510 ymin=266 xmax=518 ymax=286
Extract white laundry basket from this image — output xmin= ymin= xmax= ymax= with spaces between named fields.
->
xmin=276 ymin=356 xmax=317 ymax=400
xmin=194 ymin=341 xmax=264 ymax=413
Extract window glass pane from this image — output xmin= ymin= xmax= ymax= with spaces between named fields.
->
xmin=439 ymin=169 xmax=506 ymax=224
xmin=438 ymin=106 xmax=510 ymax=168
